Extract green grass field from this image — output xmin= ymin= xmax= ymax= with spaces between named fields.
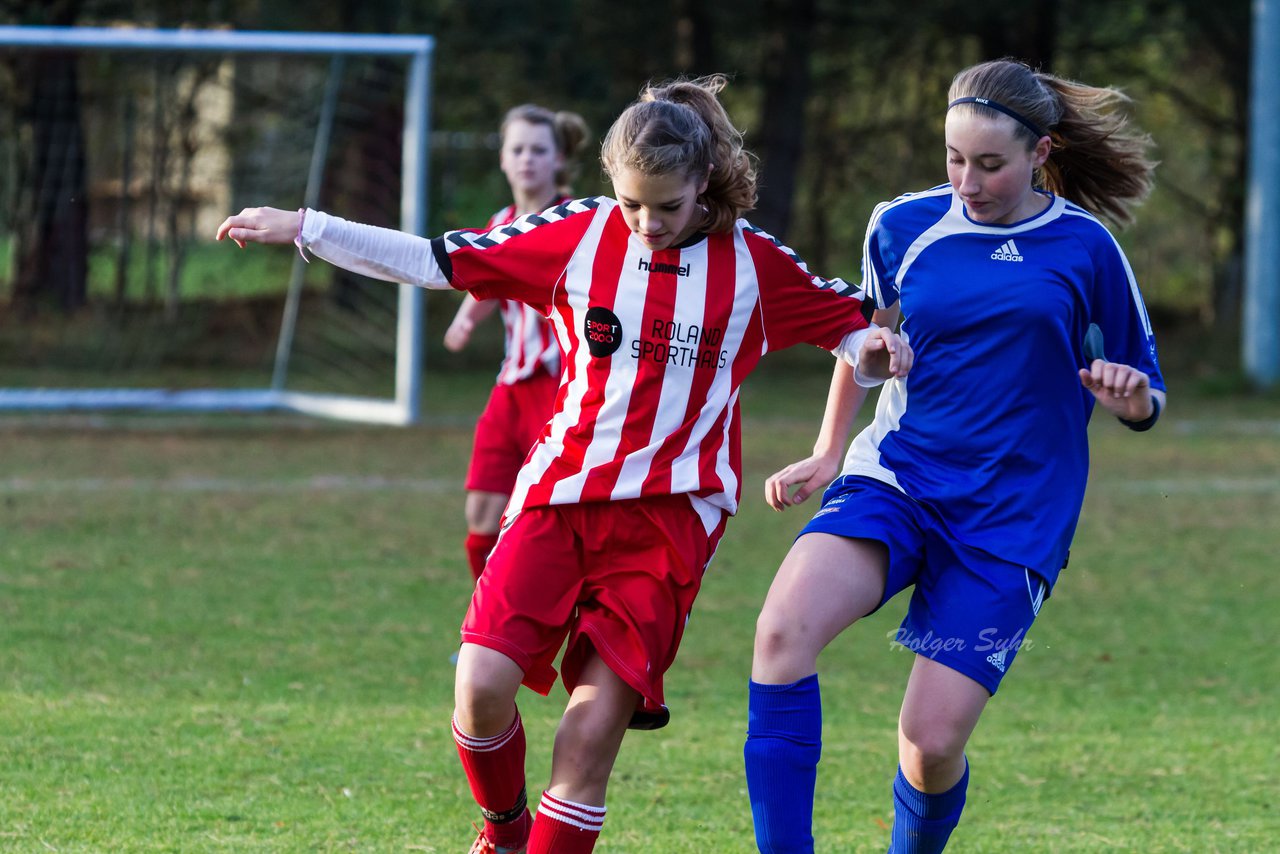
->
xmin=1 ymin=367 xmax=1276 ymax=852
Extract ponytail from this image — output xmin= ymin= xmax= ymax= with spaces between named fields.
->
xmin=601 ymin=74 xmax=757 ymax=233
xmin=948 ymin=59 xmax=1156 ymax=226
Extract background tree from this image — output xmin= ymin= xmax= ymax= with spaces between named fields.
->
xmin=3 ymin=0 xmax=89 ymax=314
xmin=751 ymin=0 xmax=816 ymax=238
xmin=0 ymin=0 xmax=1257 ymax=377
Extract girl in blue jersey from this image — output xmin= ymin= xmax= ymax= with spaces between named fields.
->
xmin=744 ymin=58 xmax=1166 ymax=853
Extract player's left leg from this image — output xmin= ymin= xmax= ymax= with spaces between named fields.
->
xmin=890 ymin=656 xmax=989 ymax=854
xmin=462 ymin=490 xmax=507 ymax=580
xmin=454 ymin=643 xmax=532 ymax=853
xmin=746 ymin=476 xmax=924 ymax=854
xmin=463 ymin=375 xmax=544 ymax=582
xmin=746 ymin=533 xmax=891 ymax=854
xmin=455 ymin=504 xmax=587 ymax=853
xmin=886 ymin=529 xmax=1050 ymax=854
xmin=526 ymin=653 xmax=637 ymax=854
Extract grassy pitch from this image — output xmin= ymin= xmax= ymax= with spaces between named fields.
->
xmin=1 ymin=368 xmax=1276 ymax=852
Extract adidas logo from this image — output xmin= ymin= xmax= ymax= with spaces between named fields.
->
xmin=990 ymin=239 xmax=1024 ymax=262
xmin=987 ymin=647 xmax=1008 ymax=673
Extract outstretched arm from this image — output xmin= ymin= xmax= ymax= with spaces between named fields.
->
xmin=217 ymin=207 xmax=450 ymax=290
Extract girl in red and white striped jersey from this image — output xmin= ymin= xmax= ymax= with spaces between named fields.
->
xmin=442 ymin=105 xmax=589 ymax=582
xmin=217 ymin=74 xmax=913 ymax=854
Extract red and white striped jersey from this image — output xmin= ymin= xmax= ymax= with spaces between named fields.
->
xmin=484 ymin=205 xmax=561 ymax=385
xmin=301 ymin=197 xmax=872 ymax=521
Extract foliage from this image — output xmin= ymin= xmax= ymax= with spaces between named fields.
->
xmin=0 ymin=0 xmax=1256 ymax=359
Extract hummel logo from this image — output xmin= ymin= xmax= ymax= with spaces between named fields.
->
xmin=987 ymin=647 xmax=1008 ymax=672
xmin=638 ymin=257 xmax=690 ymax=277
xmin=990 ymin=239 xmax=1024 ymax=262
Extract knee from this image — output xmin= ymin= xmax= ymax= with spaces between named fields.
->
xmin=753 ymin=608 xmax=814 ymax=677
xmin=464 ymin=492 xmax=505 ymax=533
xmin=463 ymin=504 xmax=498 ymax=533
xmin=454 ymin=670 xmax=516 ymax=733
xmin=899 ymin=719 xmax=967 ymax=778
xmin=754 ymin=607 xmax=792 ymax=658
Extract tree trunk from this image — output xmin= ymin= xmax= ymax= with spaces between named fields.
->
xmin=975 ymin=0 xmax=1059 ymax=70
xmin=674 ymin=0 xmax=716 ymax=75
xmin=11 ymin=49 xmax=89 ymax=314
xmin=114 ymin=96 xmax=136 ymax=310
xmin=752 ymin=0 xmax=816 ymax=240
xmin=164 ymin=61 xmax=216 ymax=321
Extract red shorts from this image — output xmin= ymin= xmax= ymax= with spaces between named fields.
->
xmin=465 ymin=368 xmax=559 ymax=495
xmin=460 ymin=495 xmax=728 ymax=710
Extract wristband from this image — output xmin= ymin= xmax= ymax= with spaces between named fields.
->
xmin=1119 ymin=395 xmax=1160 ymax=432
xmin=294 ymin=207 xmax=310 ymax=262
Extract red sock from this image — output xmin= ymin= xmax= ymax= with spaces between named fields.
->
xmin=464 ymin=531 xmax=499 ymax=581
xmin=526 ymin=792 xmax=606 ymax=854
xmin=453 ymin=711 xmax=530 ymax=848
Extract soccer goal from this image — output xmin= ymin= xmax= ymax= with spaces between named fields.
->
xmin=0 ymin=26 xmax=433 ymax=425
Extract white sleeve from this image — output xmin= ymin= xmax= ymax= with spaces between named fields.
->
xmin=299 ymin=209 xmax=452 ymax=290
xmin=831 ymin=324 xmax=886 ymax=388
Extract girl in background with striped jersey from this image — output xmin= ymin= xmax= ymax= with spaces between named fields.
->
xmin=442 ymin=105 xmax=589 ymax=582
xmin=217 ymin=74 xmax=912 ymax=854
xmin=744 ymin=58 xmax=1165 ymax=853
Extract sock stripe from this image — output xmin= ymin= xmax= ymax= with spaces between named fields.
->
xmin=452 ymin=712 xmax=521 ymax=752
xmin=536 ymin=792 xmax=606 ymax=831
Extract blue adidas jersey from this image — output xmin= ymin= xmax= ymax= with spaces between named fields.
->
xmin=841 ymin=185 xmax=1165 ymax=584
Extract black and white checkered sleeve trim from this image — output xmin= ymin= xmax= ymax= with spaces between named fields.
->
xmin=438 ymin=196 xmax=603 ymax=256
xmin=743 ymin=222 xmax=875 ymax=322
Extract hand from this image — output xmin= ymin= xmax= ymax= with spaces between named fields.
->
xmin=858 ymin=326 xmax=913 ymax=381
xmin=1078 ymin=359 xmax=1154 ymax=421
xmin=215 ymin=206 xmax=301 ymax=248
xmin=764 ymin=453 xmax=841 ymax=512
xmin=443 ymin=317 xmax=473 ymax=352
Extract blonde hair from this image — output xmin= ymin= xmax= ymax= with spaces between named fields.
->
xmin=501 ymin=104 xmax=591 ymax=194
xmin=948 ymin=59 xmax=1156 ymax=226
xmin=600 ymin=74 xmax=757 ymax=233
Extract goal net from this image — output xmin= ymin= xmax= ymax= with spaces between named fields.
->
xmin=0 ymin=26 xmax=433 ymax=425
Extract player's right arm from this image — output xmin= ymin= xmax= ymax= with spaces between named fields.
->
xmin=217 ymin=202 xmax=598 ymax=307
xmin=216 ymin=206 xmax=453 ymax=289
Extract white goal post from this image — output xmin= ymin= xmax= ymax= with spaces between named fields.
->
xmin=0 ymin=25 xmax=433 ymax=425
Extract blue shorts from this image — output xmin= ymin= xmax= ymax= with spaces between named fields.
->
xmin=800 ymin=475 xmax=1050 ymax=695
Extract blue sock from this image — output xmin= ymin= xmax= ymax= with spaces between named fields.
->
xmin=888 ymin=760 xmax=969 ymax=854
xmin=744 ymin=674 xmax=822 ymax=854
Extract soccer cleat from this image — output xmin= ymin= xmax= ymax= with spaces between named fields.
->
xmin=467 ymin=824 xmax=527 ymax=854
xmin=627 ymin=703 xmax=670 ymax=730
